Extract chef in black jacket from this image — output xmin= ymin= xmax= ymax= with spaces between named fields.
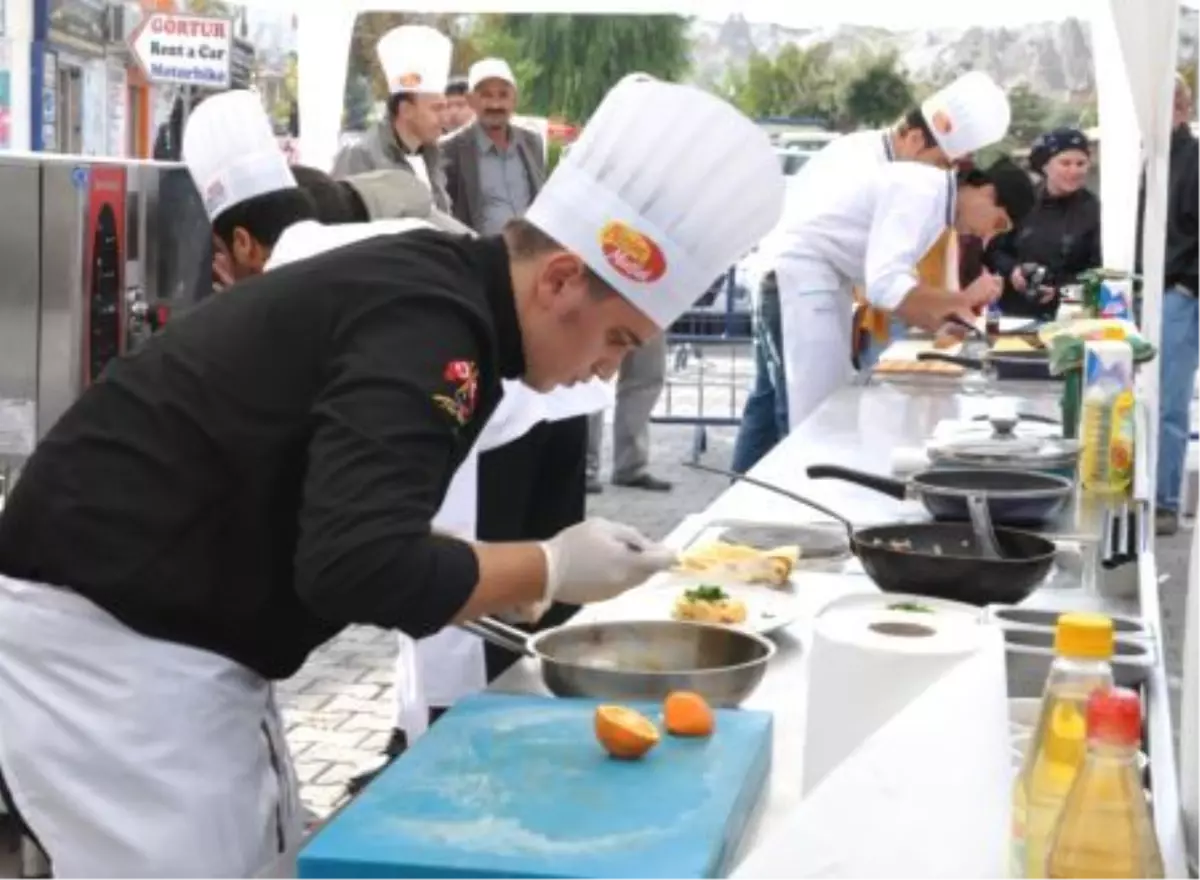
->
xmin=986 ymin=127 xmax=1102 ymax=320
xmin=0 ymin=75 xmax=784 ymax=876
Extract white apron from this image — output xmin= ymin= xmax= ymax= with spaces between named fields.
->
xmin=0 ymin=574 xmax=302 ymax=877
xmin=395 ymin=377 xmax=614 ymax=738
xmin=777 ymin=170 xmax=957 ymax=431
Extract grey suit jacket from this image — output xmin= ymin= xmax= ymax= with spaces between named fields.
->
xmin=331 ymin=120 xmax=452 ymax=214
xmin=440 ymin=122 xmax=546 ymax=233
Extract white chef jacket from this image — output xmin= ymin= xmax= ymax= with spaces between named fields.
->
xmin=757 ymin=135 xmax=954 ymax=430
xmin=265 ymin=218 xmax=614 ymax=739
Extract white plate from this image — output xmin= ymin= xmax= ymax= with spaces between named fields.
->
xmin=611 ymin=580 xmax=801 ymax=635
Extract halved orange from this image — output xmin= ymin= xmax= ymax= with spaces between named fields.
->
xmin=663 ymin=691 xmax=715 ymax=737
xmin=594 ymin=704 xmax=660 ymax=760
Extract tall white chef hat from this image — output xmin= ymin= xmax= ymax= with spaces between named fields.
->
xmin=377 ymin=25 xmax=452 ymax=96
xmin=920 ymin=71 xmax=1011 ymax=161
xmin=182 ymin=89 xmax=296 ymax=223
xmin=525 ymin=75 xmax=784 ymax=329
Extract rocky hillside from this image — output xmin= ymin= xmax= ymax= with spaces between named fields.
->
xmin=690 ymin=8 xmax=1199 ymax=101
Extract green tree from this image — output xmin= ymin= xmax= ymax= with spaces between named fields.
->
xmin=1006 ymin=83 xmax=1053 ymax=147
xmin=839 ymin=52 xmax=913 ymax=129
xmin=469 ymin=15 xmax=691 ymax=122
xmin=342 ymin=73 xmax=375 ymax=131
xmin=725 ymin=43 xmax=848 ymax=124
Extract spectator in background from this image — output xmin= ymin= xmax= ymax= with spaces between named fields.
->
xmin=332 ymin=25 xmax=451 ymax=213
xmin=442 ymin=76 xmax=474 ymax=133
xmin=1144 ymin=76 xmax=1198 ymax=536
xmin=985 ymin=128 xmax=1101 ymax=320
xmin=440 ymin=57 xmax=545 ymax=234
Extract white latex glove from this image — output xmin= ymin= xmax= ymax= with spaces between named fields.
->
xmin=540 ymin=517 xmax=678 ymax=606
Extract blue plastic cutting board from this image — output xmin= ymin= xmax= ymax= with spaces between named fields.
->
xmin=299 ymin=692 xmax=772 ymax=879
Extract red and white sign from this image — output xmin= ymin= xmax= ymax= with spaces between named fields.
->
xmin=129 ymin=12 xmax=233 ymax=89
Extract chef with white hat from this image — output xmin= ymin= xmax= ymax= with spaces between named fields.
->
xmin=0 ymin=74 xmax=783 ymax=876
xmin=744 ymin=71 xmax=1011 ymax=440
xmin=264 ymin=173 xmax=614 ymax=782
xmin=183 ymin=89 xmax=316 ymax=286
xmin=332 ymin=24 xmax=453 ymax=212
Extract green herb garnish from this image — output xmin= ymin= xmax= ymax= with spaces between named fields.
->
xmin=684 ymin=585 xmax=729 ymax=603
xmin=887 ymin=602 xmax=935 ymax=614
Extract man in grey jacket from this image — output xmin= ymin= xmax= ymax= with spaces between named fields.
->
xmin=440 ymin=57 xmax=546 ymax=234
xmin=332 ymin=24 xmax=452 ymax=213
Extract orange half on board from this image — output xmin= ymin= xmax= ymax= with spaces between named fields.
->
xmin=594 ymin=704 xmax=661 ymax=760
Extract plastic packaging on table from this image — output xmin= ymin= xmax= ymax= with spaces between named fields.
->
xmin=1078 ymin=335 xmax=1135 ymax=497
xmin=1044 ymin=688 xmax=1165 ymax=878
xmin=1011 ymin=612 xmax=1115 ymax=878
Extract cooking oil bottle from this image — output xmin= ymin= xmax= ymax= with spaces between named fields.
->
xmin=1011 ymin=613 xmax=1115 ymax=877
xmin=1045 ymin=688 xmax=1164 ymax=878
xmin=1079 ymin=330 xmax=1135 ymax=497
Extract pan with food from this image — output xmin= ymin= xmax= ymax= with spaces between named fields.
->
xmin=805 ymin=463 xmax=1073 ymax=526
xmin=687 ymin=463 xmax=1057 ymax=607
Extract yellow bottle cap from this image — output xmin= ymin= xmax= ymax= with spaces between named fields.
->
xmin=1099 ymin=327 xmax=1126 ymax=340
xmin=1054 ymin=612 xmax=1115 ymax=659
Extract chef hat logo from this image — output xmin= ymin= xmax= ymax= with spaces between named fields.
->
xmin=931 ymin=110 xmax=954 ymax=136
xmin=203 ymin=179 xmax=227 ymax=215
xmin=393 ymin=71 xmax=423 ymax=90
xmin=598 ymin=220 xmax=667 ymax=283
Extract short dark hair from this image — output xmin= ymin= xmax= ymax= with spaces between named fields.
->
xmin=335 ymin=182 xmax=371 ymax=223
xmin=898 ymin=106 xmax=937 ymax=149
xmin=503 ymin=218 xmax=615 ymax=299
xmin=211 ymin=187 xmax=316 ymax=250
xmin=446 ymin=77 xmax=469 ymax=97
xmin=386 ymin=92 xmax=415 ymax=120
xmin=291 ymin=165 xmax=363 ymax=224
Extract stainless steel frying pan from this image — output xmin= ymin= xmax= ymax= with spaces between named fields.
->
xmin=460 ymin=617 xmax=775 ymax=707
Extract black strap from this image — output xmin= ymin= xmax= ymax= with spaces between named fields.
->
xmin=882 ymin=131 xmax=895 ymax=162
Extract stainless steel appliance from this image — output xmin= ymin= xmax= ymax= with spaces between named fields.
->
xmin=0 ymin=154 xmax=212 ymax=500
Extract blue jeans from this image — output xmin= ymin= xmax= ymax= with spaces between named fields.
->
xmin=731 ymin=274 xmax=788 ymax=473
xmin=1156 ymin=287 xmax=1199 ymax=512
xmin=858 ymin=313 xmax=911 ymax=371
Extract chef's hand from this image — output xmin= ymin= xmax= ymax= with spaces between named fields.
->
xmin=499 ymin=599 xmax=550 ymax=625
xmin=1036 ymin=285 xmax=1057 ymax=304
xmin=1010 ymin=266 xmax=1028 ymax=293
xmin=541 ymin=518 xmax=677 ymax=606
xmin=963 ymin=270 xmax=1003 ymax=311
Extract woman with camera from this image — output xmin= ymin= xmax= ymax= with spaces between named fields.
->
xmin=986 ymin=127 xmax=1102 ymax=320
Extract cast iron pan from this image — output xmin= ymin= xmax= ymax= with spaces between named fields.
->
xmin=687 ymin=463 xmax=1056 ymax=607
xmin=917 ymin=350 xmax=1056 ymax=381
xmin=806 ymin=464 xmax=1073 ymax=526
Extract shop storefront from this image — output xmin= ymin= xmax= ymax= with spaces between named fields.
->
xmin=32 ymin=0 xmax=128 ymax=154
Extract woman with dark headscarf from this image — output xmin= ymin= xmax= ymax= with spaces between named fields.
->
xmin=986 ymin=127 xmax=1102 ymax=319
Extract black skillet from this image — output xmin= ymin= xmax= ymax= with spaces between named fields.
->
xmin=687 ymin=462 xmax=1057 ymax=607
xmin=806 ymin=464 xmax=1073 ymax=526
xmin=916 ymin=350 xmax=1056 ymax=381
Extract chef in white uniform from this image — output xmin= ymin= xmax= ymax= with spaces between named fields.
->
xmin=757 ymin=72 xmax=1011 ymax=431
xmin=331 ymin=24 xmax=452 ymax=213
xmin=182 ymin=90 xmax=317 ymax=286
xmin=0 ymin=74 xmax=783 ymax=877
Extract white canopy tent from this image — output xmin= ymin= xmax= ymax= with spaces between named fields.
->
xmin=274 ymin=0 xmax=1192 ymax=870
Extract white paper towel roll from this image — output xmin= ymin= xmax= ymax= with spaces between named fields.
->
xmin=734 ymin=606 xmax=1011 ymax=878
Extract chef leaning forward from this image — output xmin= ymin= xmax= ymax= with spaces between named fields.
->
xmin=271 ymin=145 xmax=618 ymax=755
xmin=753 ymin=71 xmax=1012 ymax=434
xmin=331 ymin=23 xmax=452 ymax=212
xmin=0 ymin=75 xmax=784 ymax=877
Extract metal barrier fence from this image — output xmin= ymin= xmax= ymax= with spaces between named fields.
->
xmin=652 ymin=268 xmax=755 ymax=462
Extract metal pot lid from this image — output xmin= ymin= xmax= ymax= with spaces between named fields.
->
xmin=928 ymin=433 xmax=1080 ymax=467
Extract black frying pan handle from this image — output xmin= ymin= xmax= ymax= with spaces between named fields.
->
xmin=806 ymin=464 xmax=909 ymax=501
xmin=685 ymin=462 xmax=856 ymax=543
xmin=917 ymin=351 xmax=985 ymax=370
